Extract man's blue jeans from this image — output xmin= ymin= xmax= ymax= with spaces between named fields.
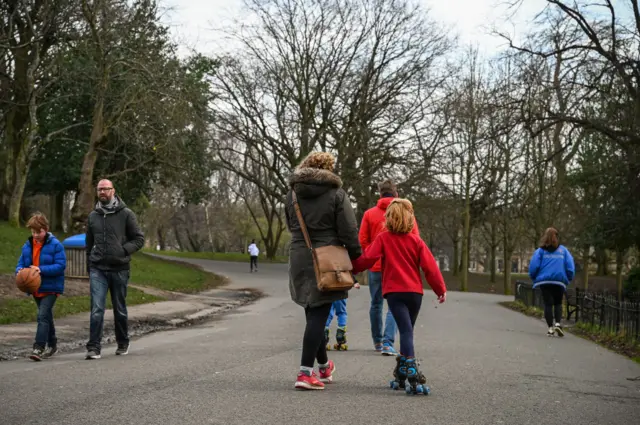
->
xmin=34 ymin=294 xmax=57 ymax=349
xmin=86 ymin=269 xmax=130 ymax=353
xmin=368 ymin=271 xmax=396 ymax=346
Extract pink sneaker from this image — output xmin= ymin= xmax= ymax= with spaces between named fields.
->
xmin=318 ymin=360 xmax=336 ymax=383
xmin=294 ymin=371 xmax=325 ymax=390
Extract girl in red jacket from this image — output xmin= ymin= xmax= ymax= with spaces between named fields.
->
xmin=352 ymin=198 xmax=446 ymax=395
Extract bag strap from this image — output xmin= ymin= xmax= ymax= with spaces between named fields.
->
xmin=292 ymin=191 xmax=313 ymax=251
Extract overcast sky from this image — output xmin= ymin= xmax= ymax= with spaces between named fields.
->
xmin=159 ymin=0 xmax=550 ymax=58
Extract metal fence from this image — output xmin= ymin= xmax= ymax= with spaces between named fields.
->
xmin=514 ymin=281 xmax=640 ymax=342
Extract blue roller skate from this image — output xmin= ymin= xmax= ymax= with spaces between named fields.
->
xmin=389 ymin=355 xmax=408 ymax=390
xmin=404 ymin=358 xmax=430 ymax=395
xmin=333 ymin=326 xmax=348 ymax=351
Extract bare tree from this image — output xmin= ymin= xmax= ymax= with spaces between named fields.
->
xmin=209 ymin=0 xmax=454 ymax=256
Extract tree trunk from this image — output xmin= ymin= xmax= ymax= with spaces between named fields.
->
xmin=7 ymin=149 xmax=29 ymax=227
xmin=503 ymin=231 xmax=512 ymax=295
xmin=595 ymin=248 xmax=608 ymax=276
xmin=70 ymin=93 xmax=105 ymax=233
xmin=452 ymin=236 xmax=459 ymax=276
xmin=460 ymin=199 xmax=471 ymax=292
xmin=490 ymin=221 xmax=497 ymax=283
xmin=172 ymin=222 xmax=185 ymax=251
xmin=6 ymin=43 xmax=40 ymax=228
xmin=582 ymin=246 xmax=590 ymax=291
xmin=50 ymin=192 xmax=65 ymax=231
xmin=157 ymin=227 xmax=166 ymax=251
xmin=204 ymin=203 xmax=214 ymax=252
xmin=616 ymin=249 xmax=624 ymax=301
xmin=266 ymin=244 xmax=278 ymax=260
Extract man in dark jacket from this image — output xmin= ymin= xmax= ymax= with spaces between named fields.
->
xmin=85 ymin=179 xmax=145 ymax=359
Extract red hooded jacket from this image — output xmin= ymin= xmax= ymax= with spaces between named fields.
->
xmin=358 ymin=197 xmax=420 ymax=272
xmin=352 ymin=231 xmax=447 ymax=298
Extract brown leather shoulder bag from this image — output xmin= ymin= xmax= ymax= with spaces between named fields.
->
xmin=292 ymin=191 xmax=355 ymax=292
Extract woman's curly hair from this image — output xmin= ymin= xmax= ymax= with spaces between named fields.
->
xmin=297 ymin=151 xmax=336 ymax=171
xmin=384 ymin=198 xmax=414 ymax=234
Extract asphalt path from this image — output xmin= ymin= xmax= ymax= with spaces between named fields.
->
xmin=1 ymin=258 xmax=638 ymax=425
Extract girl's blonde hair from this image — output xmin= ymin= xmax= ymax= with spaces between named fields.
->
xmin=385 ymin=198 xmax=414 ymax=234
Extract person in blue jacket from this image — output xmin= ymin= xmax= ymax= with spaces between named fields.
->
xmin=528 ymin=227 xmax=575 ymax=337
xmin=15 ymin=213 xmax=66 ymax=361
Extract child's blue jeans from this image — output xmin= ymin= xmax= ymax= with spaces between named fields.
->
xmin=34 ymin=294 xmax=57 ymax=349
xmin=325 ymin=299 xmax=347 ymax=328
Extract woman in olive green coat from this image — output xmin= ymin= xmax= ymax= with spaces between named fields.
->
xmin=285 ymin=151 xmax=361 ymax=390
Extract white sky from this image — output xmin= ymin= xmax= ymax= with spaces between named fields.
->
xmin=159 ymin=0 xmax=550 ymax=59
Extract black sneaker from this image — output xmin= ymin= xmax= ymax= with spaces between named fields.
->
xmin=43 ymin=346 xmax=58 ymax=359
xmin=30 ymin=347 xmax=45 ymax=361
xmin=85 ymin=349 xmax=101 ymax=360
xmin=115 ymin=344 xmax=129 ymax=356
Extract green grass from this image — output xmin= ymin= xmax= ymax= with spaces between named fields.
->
xmin=148 ymin=249 xmax=288 ymax=264
xmin=569 ymin=322 xmax=640 ymax=363
xmin=129 ymin=253 xmax=226 ymax=293
xmin=0 ymin=222 xmax=34 ymax=274
xmin=500 ymin=300 xmax=640 ymax=363
xmin=0 ymin=287 xmax=162 ymax=325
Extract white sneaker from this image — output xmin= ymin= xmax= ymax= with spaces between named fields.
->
xmin=547 ymin=327 xmax=555 ymax=336
xmin=554 ymin=324 xmax=565 ymax=337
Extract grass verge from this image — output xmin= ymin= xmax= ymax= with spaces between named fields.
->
xmin=500 ymin=300 xmax=640 ymax=364
xmin=0 ymin=287 xmax=163 ymax=325
xmin=147 ymin=249 xmax=288 ymax=264
xmin=130 ymin=253 xmax=227 ymax=293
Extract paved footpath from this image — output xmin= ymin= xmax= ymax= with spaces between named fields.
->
xmin=1 ymin=258 xmax=638 ymax=425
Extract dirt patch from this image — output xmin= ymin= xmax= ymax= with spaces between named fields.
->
xmin=0 ymin=274 xmax=90 ymax=300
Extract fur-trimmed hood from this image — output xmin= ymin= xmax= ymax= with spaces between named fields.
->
xmin=288 ymin=167 xmax=343 ymax=199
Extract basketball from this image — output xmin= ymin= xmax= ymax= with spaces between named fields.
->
xmin=16 ymin=267 xmax=41 ymax=294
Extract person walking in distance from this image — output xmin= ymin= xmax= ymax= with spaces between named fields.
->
xmin=359 ymin=179 xmax=420 ymax=356
xmin=85 ymin=179 xmax=145 ymax=359
xmin=248 ymin=239 xmax=259 ymax=272
xmin=528 ymin=227 xmax=575 ymax=337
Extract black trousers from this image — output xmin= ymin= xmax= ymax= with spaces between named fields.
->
xmin=250 ymin=256 xmax=258 ymax=270
xmin=301 ymin=303 xmax=332 ymax=368
xmin=539 ymin=284 xmax=564 ymax=327
xmin=386 ymin=292 xmax=423 ymax=357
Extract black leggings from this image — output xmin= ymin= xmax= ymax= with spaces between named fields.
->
xmin=301 ymin=303 xmax=332 ymax=368
xmin=386 ymin=292 xmax=423 ymax=357
xmin=539 ymin=284 xmax=564 ymax=327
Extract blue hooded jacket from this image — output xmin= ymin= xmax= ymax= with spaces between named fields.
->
xmin=16 ymin=233 xmax=66 ymax=294
xmin=528 ymin=244 xmax=575 ymax=289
